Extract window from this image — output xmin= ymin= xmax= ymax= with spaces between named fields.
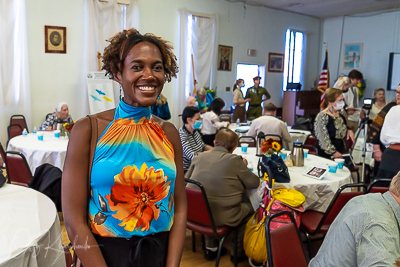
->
xmin=283 ymin=29 xmax=304 ymax=91
xmin=236 ymin=63 xmax=266 ymax=110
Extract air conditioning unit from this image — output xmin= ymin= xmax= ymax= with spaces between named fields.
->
xmin=247 ymin=49 xmax=256 ymax=57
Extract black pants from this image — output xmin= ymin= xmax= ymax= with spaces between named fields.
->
xmin=202 ymin=134 xmax=216 ymax=147
xmin=94 ymin=231 xmax=169 ymax=267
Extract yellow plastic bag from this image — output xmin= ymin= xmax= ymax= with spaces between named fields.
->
xmin=243 ymin=199 xmax=274 ymax=263
xmin=272 ymin=188 xmax=305 ymax=208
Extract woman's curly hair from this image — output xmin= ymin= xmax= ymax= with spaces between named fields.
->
xmin=102 ymin=28 xmax=178 ymax=83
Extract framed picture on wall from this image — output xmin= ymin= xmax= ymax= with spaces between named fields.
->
xmin=217 ymin=45 xmax=233 ymax=71
xmin=268 ymin=53 xmax=284 ymax=73
xmin=343 ymin=43 xmax=362 ymax=69
xmin=45 ymin=25 xmax=66 ymax=54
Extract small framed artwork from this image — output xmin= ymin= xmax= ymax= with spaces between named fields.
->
xmin=45 ymin=25 xmax=66 ymax=54
xmin=217 ymin=45 xmax=233 ymax=71
xmin=268 ymin=53 xmax=284 ymax=73
xmin=343 ymin=43 xmax=363 ymax=69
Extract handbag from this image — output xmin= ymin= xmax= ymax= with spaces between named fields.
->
xmin=273 ymin=188 xmax=305 ymax=208
xmin=291 ymin=116 xmax=312 ymax=131
xmin=260 ymin=154 xmax=290 ymax=183
xmin=243 ymin=201 xmax=273 ymax=263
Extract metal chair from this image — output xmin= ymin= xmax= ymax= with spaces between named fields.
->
xmin=5 ymin=151 xmax=33 ymax=187
xmin=63 ymin=245 xmax=73 ymax=267
xmin=266 ymin=211 xmax=307 ymax=267
xmin=0 ymin=142 xmax=6 ymax=169
xmin=300 ymin=183 xmax=367 ymax=256
xmin=367 ymin=178 xmax=392 ymax=194
xmin=10 ymin=114 xmax=28 ymax=133
xmin=303 ymin=144 xmax=318 ymax=155
xmin=220 ymin=114 xmax=232 ymax=123
xmin=304 ymin=135 xmax=317 ymax=147
xmin=185 ymin=178 xmax=239 ymax=267
xmin=238 ymin=136 xmax=256 ymax=147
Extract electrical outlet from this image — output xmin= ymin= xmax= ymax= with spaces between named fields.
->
xmin=226 ymin=86 xmax=230 ymax=91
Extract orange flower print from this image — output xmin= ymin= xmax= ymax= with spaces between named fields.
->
xmin=105 ymin=163 xmax=171 ymax=232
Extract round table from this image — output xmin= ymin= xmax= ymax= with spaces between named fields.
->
xmin=7 ymin=132 xmax=69 ymax=174
xmin=234 ymin=147 xmax=352 ymax=213
xmin=0 ymin=184 xmax=65 ymax=266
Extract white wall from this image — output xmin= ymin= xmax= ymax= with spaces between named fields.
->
xmin=321 ymin=11 xmax=400 ymax=102
xmin=25 ymin=0 xmax=321 ymax=129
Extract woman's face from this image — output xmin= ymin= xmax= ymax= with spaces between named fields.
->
xmin=342 ymin=83 xmax=351 ymax=92
xmin=187 ymin=112 xmax=200 ymax=126
xmin=116 ymin=42 xmax=165 ymax=107
xmin=59 ymin=105 xmax=69 ymax=119
xmin=238 ymin=81 xmax=244 ymax=88
xmin=375 ymin=90 xmax=385 ymax=101
xmin=333 ymin=94 xmax=344 ymax=106
xmin=198 ymin=93 xmax=206 ymax=101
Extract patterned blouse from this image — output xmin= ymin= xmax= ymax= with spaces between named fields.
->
xmin=314 ymin=111 xmax=347 ymax=157
xmin=40 ymin=114 xmax=73 ymax=130
xmin=89 ymin=100 xmax=176 ymax=238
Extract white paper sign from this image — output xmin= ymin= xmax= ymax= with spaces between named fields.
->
xmin=86 ymin=71 xmax=116 ymax=114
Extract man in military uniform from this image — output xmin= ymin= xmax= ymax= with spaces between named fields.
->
xmin=245 ymin=76 xmax=271 ymax=120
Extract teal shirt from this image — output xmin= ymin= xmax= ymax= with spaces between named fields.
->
xmin=310 ymin=192 xmax=400 ymax=267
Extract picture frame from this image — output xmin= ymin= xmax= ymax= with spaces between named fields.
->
xmin=45 ymin=25 xmax=66 ymax=54
xmin=302 ymin=166 xmax=328 ymax=180
xmin=343 ymin=43 xmax=363 ymax=69
xmin=268 ymin=53 xmax=284 ymax=73
xmin=217 ymin=45 xmax=233 ymax=71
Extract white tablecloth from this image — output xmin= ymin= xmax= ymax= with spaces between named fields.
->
xmin=0 ymin=184 xmax=65 ymax=267
xmin=234 ymin=147 xmax=352 ymax=213
xmin=7 ymin=132 xmax=69 ymax=173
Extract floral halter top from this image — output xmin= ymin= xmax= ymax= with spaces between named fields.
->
xmin=89 ymin=100 xmax=176 ymax=238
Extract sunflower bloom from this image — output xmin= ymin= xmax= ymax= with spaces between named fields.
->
xmin=271 ymin=141 xmax=282 ymax=151
xmin=105 ymin=163 xmax=171 ymax=232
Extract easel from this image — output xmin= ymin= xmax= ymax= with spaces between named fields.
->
xmin=97 ymin=52 xmax=102 ymax=71
xmin=191 ymin=54 xmax=197 ymax=96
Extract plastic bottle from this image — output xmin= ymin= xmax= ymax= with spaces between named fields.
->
xmin=33 ymin=127 xmax=37 ymax=134
xmin=22 ymin=128 xmax=28 ymax=136
xmin=236 ymin=118 xmax=240 ymax=127
xmin=248 ymin=161 xmax=254 ymax=172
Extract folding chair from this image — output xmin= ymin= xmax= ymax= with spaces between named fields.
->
xmin=5 ymin=151 xmax=33 ymax=187
xmin=300 ymin=183 xmax=367 ymax=256
xmin=10 ymin=114 xmax=28 ymax=133
xmin=185 ymin=178 xmax=239 ymax=267
xmin=63 ymin=245 xmax=73 ymax=267
xmin=303 ymin=144 xmax=318 ymax=155
xmin=238 ymin=136 xmax=256 ymax=147
xmin=266 ymin=211 xmax=307 ymax=267
xmin=0 ymin=142 xmax=6 ymax=169
xmin=304 ymin=135 xmax=317 ymax=147
xmin=220 ymin=114 xmax=232 ymax=123
xmin=367 ymin=178 xmax=392 ymax=194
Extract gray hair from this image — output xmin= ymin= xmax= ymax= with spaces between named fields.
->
xmin=197 ymin=87 xmax=206 ymax=96
xmin=55 ymin=102 xmax=68 ymax=113
xmin=389 ymin=171 xmax=400 ymax=196
xmin=333 ymin=76 xmax=351 ymax=90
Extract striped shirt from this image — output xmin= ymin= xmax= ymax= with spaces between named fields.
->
xmin=179 ymin=126 xmax=206 ymax=170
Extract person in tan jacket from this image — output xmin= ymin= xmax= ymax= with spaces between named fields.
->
xmin=185 ymin=129 xmax=260 ymax=262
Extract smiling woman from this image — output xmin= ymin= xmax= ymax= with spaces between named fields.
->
xmin=62 ymin=28 xmax=186 ymax=267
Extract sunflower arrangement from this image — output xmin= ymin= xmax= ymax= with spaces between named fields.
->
xmin=63 ymin=121 xmax=76 ymax=132
xmin=261 ymin=138 xmax=282 ymax=155
xmin=204 ymin=86 xmax=217 ymax=98
xmin=357 ymin=79 xmax=366 ymax=99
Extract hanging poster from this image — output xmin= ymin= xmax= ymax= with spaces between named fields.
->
xmin=87 ymin=71 xmax=116 ymax=114
xmin=343 ymin=43 xmax=363 ymax=69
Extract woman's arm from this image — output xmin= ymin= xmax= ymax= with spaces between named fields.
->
xmin=179 ymin=131 xmax=197 ymax=161
xmin=61 ymin=118 xmax=107 ymax=267
xmin=163 ymin=122 xmax=187 ymax=267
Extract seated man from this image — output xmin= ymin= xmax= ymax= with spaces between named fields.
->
xmin=185 ymin=129 xmax=260 ymax=262
xmin=247 ymin=103 xmax=292 ymax=149
xmin=309 ymin=171 xmax=400 ymax=267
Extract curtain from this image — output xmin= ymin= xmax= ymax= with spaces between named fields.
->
xmin=0 ymin=0 xmax=31 ymax=145
xmin=175 ymin=8 xmax=218 ymax=127
xmin=83 ymin=0 xmax=139 ymax=115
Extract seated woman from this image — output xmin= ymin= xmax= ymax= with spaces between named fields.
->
xmin=178 ymin=106 xmax=212 ymax=172
xmin=40 ymin=102 xmax=73 ymax=131
xmin=360 ymin=88 xmax=386 ymax=121
xmin=314 ymin=88 xmax=354 ymax=159
xmin=201 ymin=98 xmax=229 ymax=146
xmin=195 ymin=87 xmax=213 ymax=113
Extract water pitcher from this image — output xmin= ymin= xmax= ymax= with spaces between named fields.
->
xmin=291 ymin=141 xmax=304 ymax=166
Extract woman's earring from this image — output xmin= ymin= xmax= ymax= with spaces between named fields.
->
xmin=119 ymin=85 xmax=123 ymax=101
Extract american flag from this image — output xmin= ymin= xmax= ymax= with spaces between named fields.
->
xmin=318 ymin=49 xmax=329 ymax=109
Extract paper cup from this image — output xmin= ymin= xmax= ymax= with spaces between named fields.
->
xmin=328 ymin=162 xmax=338 ymax=173
xmin=37 ymin=132 xmax=44 ymax=141
xmin=334 ymin=158 xmax=345 ymax=169
xmin=279 ymin=152 xmax=286 ymax=160
xmin=303 ymin=148 xmax=309 ymax=158
xmin=54 ymin=130 xmax=60 ymax=138
xmin=241 ymin=143 xmax=249 ymax=153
